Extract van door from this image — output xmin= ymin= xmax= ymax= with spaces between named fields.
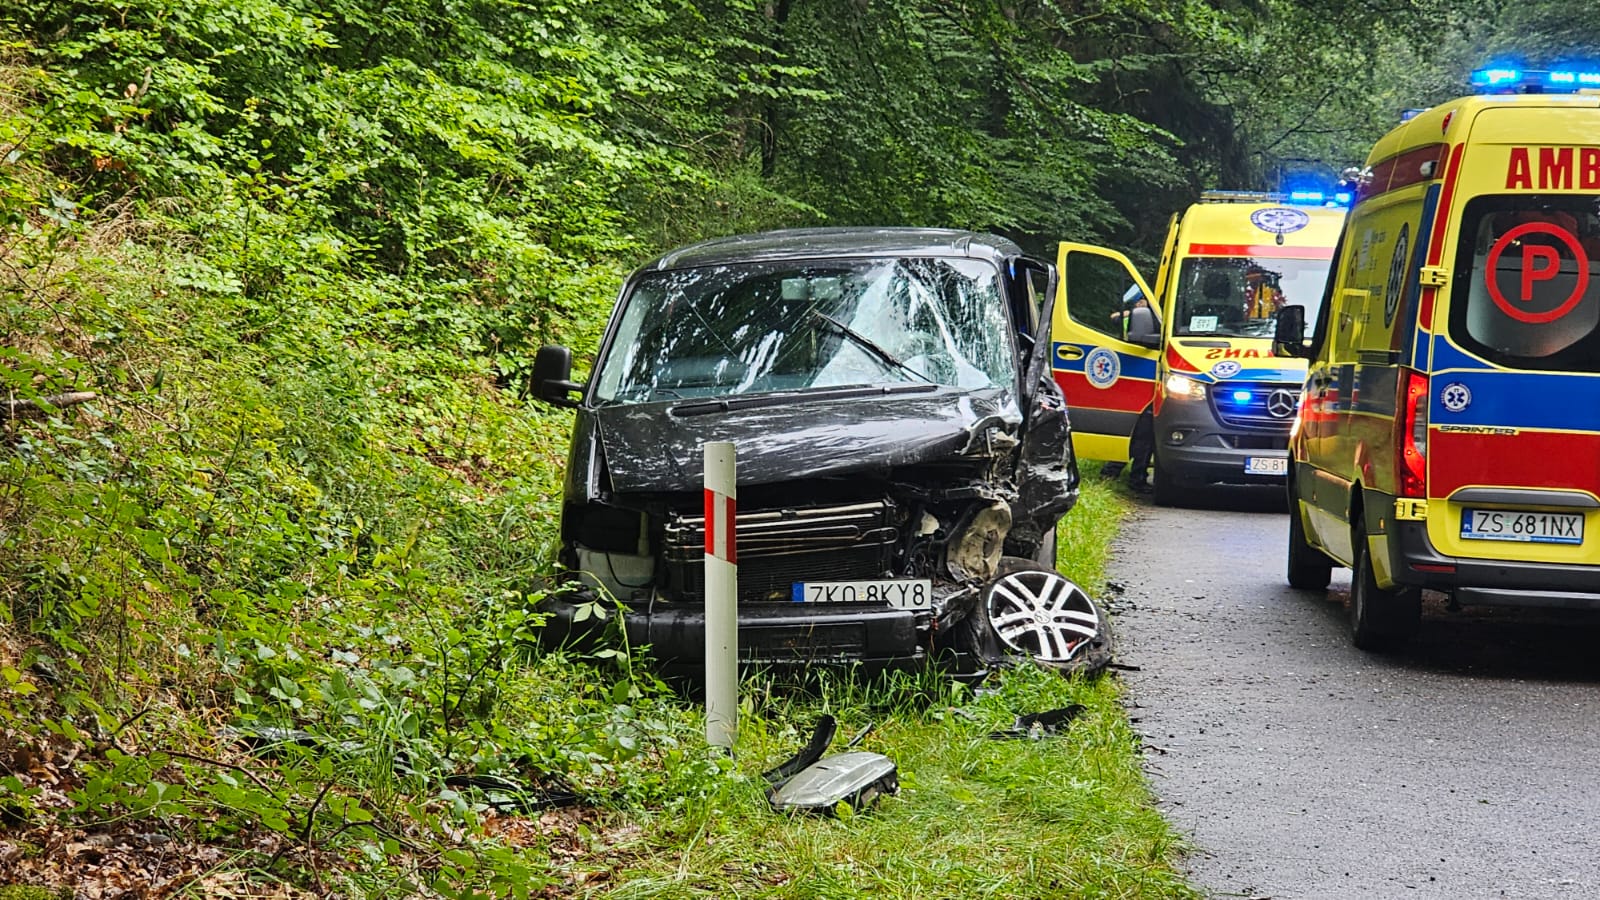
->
xmin=1428 ymin=185 xmax=1600 ymax=567
xmin=1053 ymin=243 xmax=1159 ymax=463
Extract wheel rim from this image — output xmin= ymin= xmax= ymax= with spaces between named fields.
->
xmin=985 ymin=570 xmax=1100 ymax=662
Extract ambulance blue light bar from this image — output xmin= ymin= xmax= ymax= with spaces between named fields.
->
xmin=1201 ymin=189 xmax=1350 ymax=208
xmin=1471 ymin=67 xmax=1600 ymax=93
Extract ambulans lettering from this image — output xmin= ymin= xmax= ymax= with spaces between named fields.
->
xmin=1504 ymin=146 xmax=1600 ymax=190
xmin=1202 ymin=348 xmax=1274 ymax=360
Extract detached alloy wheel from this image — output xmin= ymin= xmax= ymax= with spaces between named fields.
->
xmin=984 ymin=558 xmax=1112 ymax=675
xmin=1349 ymin=534 xmax=1421 ymax=651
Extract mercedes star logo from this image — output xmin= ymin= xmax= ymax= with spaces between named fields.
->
xmin=1267 ymin=389 xmax=1297 ymax=418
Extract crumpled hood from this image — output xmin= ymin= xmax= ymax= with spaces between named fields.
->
xmin=594 ymin=389 xmax=1021 ymax=493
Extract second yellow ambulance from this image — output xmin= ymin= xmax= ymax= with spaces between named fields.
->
xmin=1052 ymin=192 xmax=1346 ymax=504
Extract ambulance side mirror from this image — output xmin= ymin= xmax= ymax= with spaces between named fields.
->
xmin=1273 ymin=306 xmax=1309 ymax=359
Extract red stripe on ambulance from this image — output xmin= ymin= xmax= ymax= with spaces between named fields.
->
xmin=1418 ymin=143 xmax=1466 ymax=330
xmin=1186 ymin=244 xmax=1335 ymax=260
xmin=1053 ymin=370 xmax=1156 ymax=409
xmin=1430 ymin=429 xmax=1600 ymax=497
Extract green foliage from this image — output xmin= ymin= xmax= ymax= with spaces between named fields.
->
xmin=0 ymin=0 xmax=1495 ymax=892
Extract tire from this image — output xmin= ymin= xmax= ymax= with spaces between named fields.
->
xmin=1151 ymin=457 xmax=1181 ymax=507
xmin=1349 ymin=533 xmax=1421 ymax=651
xmin=1286 ymin=496 xmax=1333 ymax=590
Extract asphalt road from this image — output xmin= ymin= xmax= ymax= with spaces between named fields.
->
xmin=1107 ymin=488 xmax=1600 ymax=900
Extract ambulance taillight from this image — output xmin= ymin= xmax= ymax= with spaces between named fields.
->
xmin=1398 ymin=370 xmax=1429 ymax=499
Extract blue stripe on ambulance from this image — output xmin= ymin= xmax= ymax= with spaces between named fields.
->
xmin=1427 ymin=346 xmax=1600 ymax=431
xmin=1190 ymin=367 xmax=1305 ymax=384
xmin=1051 ymin=343 xmax=1158 ymax=380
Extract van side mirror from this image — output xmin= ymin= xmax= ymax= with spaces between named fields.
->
xmin=530 ymin=344 xmax=584 ymax=408
xmin=1273 ymin=306 xmax=1309 ymax=359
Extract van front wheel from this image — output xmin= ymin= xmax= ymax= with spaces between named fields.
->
xmin=1349 ymin=535 xmax=1420 ymax=651
xmin=1151 ymin=459 xmax=1181 ymax=507
xmin=1286 ymin=499 xmax=1333 ymax=590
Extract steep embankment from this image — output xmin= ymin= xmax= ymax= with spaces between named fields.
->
xmin=0 ymin=3 xmax=1201 ymax=895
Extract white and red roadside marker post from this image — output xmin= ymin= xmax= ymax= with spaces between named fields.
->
xmin=703 ymin=441 xmax=739 ymax=750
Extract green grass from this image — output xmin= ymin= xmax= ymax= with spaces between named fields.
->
xmin=573 ymin=479 xmax=1199 ymax=899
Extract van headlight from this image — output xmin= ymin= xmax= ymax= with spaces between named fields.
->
xmin=576 ymin=545 xmax=655 ymax=601
xmin=1164 ymin=373 xmax=1208 ymax=401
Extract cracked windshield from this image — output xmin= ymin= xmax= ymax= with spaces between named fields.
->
xmin=593 ymin=257 xmax=1016 ymax=404
xmin=1172 ymin=256 xmax=1331 ymax=338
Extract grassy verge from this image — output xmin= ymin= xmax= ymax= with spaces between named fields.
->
xmin=566 ymin=479 xmax=1198 ymax=899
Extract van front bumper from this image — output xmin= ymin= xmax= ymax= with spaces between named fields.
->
xmin=537 ymin=591 xmax=988 ymax=677
xmin=1155 ymin=399 xmax=1291 ymax=487
xmin=1389 ymin=520 xmax=1600 ymax=609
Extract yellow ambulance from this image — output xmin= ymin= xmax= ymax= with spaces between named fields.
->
xmin=1053 ymin=192 xmax=1346 ymax=504
xmin=1274 ymin=68 xmax=1600 ymax=650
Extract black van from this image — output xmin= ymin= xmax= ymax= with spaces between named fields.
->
xmin=530 ymin=227 xmax=1106 ymax=677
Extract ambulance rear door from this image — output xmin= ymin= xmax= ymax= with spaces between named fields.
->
xmin=1053 ymin=243 xmax=1159 ymax=463
xmin=1426 ymin=100 xmax=1600 ymax=568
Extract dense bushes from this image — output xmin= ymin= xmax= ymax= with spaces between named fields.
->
xmin=0 ymin=0 xmax=1500 ymax=893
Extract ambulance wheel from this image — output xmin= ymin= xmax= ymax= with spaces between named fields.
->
xmin=1151 ymin=461 xmax=1181 ymax=507
xmin=1286 ymin=500 xmax=1333 ymax=590
xmin=1349 ymin=535 xmax=1420 ymax=652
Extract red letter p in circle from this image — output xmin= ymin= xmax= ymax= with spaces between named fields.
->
xmin=1521 ymin=244 xmax=1560 ymax=301
xmin=1485 ymin=221 xmax=1590 ymax=324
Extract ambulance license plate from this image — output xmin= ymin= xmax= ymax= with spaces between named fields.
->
xmin=1244 ymin=456 xmax=1288 ymax=475
xmin=792 ymin=579 xmax=932 ymax=609
xmin=1460 ymin=509 xmax=1584 ymax=545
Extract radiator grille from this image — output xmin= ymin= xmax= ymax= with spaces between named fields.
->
xmin=663 ymin=501 xmax=899 ymax=602
xmin=1210 ymin=382 xmax=1300 ymax=430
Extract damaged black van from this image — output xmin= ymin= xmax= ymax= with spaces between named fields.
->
xmin=530 ymin=228 xmax=1105 ymax=677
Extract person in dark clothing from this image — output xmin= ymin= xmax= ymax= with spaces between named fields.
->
xmin=1102 ymin=285 xmax=1159 ymax=489
xmin=1127 ymin=407 xmax=1155 ymax=491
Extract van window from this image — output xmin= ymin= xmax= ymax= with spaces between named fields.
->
xmin=1448 ymin=195 xmax=1600 ymax=372
xmin=1063 ymin=251 xmax=1150 ymax=342
xmin=1171 ymin=257 xmax=1331 ymax=339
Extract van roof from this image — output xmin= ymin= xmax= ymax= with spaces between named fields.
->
xmin=1173 ymin=200 xmax=1345 ymax=254
xmin=1370 ymin=93 xmax=1600 ymax=164
xmin=640 ymin=227 xmax=1024 ymax=271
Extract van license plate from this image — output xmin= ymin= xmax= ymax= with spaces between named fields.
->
xmin=1244 ymin=457 xmax=1287 ymax=475
xmin=1460 ymin=509 xmax=1584 ymax=545
xmin=792 ymin=580 xmax=932 ymax=609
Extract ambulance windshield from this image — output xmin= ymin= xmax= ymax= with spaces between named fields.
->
xmin=1449 ymin=195 xmax=1600 ymax=372
xmin=592 ymin=256 xmax=1017 ymax=405
xmin=1171 ymin=257 xmax=1332 ymax=339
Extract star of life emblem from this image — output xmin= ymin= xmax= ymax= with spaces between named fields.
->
xmin=1250 ymin=206 xmax=1311 ymax=235
xmin=1086 ymin=347 xmax=1120 ymax=389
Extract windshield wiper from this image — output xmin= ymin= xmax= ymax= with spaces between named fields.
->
xmin=810 ymin=310 xmax=934 ymax=384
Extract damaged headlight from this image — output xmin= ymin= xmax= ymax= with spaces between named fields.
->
xmin=575 ymin=545 xmax=655 ymax=602
xmin=945 ymin=501 xmax=1011 ymax=583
